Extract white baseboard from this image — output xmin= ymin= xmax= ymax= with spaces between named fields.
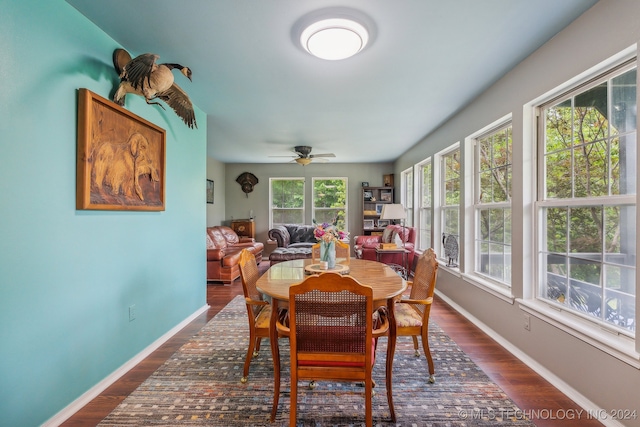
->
xmin=42 ymin=304 xmax=210 ymax=427
xmin=435 ymin=291 xmax=625 ymax=427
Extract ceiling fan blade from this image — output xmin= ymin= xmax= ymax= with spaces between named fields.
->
xmin=310 ymin=153 xmax=336 ymax=158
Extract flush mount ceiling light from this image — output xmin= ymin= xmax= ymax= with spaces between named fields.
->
xmin=300 ymin=18 xmax=369 ymax=60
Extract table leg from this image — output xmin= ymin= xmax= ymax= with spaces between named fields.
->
xmin=385 ymin=297 xmax=397 ymax=422
xmin=269 ymin=299 xmax=281 ymax=422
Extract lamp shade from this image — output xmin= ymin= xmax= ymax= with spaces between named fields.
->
xmin=380 ymin=204 xmax=406 ymax=220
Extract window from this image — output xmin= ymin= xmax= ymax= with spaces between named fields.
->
xmin=438 ymin=146 xmax=461 ymax=266
xmin=475 ymin=124 xmax=512 ymax=285
xmin=312 ymin=178 xmax=348 ymax=231
xmin=537 ymin=63 xmax=636 ymax=333
xmin=270 ymin=178 xmax=305 ymax=227
xmin=402 ymin=167 xmax=414 ymax=227
xmin=417 ymin=160 xmax=432 ymax=251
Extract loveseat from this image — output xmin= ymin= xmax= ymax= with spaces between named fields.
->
xmin=353 ymin=225 xmax=416 ymax=271
xmin=267 ymin=224 xmax=317 ymax=264
xmin=207 ymin=226 xmax=264 ymax=284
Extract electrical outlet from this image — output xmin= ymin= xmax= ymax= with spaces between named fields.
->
xmin=129 ymin=304 xmax=136 ymax=322
xmin=523 ymin=314 xmax=530 ymax=331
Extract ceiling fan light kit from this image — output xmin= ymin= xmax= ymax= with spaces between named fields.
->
xmin=268 ymin=145 xmax=336 ymax=165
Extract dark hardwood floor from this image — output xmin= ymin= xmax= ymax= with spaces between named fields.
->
xmin=61 ymin=262 xmax=602 ymax=426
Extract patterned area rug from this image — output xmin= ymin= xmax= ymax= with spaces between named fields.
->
xmin=99 ymin=296 xmax=534 ymax=426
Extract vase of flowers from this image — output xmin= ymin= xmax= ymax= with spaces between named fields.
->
xmin=313 ymin=219 xmax=348 ymax=270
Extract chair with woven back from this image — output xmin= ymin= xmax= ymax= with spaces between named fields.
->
xmin=275 ymin=272 xmax=390 ymax=427
xmin=394 ymin=247 xmax=439 ymax=383
xmin=237 ymin=249 xmax=283 ymax=384
xmin=311 ymin=240 xmax=351 ymax=265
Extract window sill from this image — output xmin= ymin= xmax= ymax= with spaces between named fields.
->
xmin=517 ymin=298 xmax=640 ymax=369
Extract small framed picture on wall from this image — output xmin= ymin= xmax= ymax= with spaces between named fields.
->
xmin=206 ymin=179 xmax=214 ymax=204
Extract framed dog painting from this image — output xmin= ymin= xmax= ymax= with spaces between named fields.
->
xmin=76 ymin=89 xmax=166 ymax=211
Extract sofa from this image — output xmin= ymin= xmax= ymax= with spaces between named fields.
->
xmin=267 ymin=224 xmax=317 ymax=264
xmin=353 ymin=225 xmax=416 ymax=271
xmin=207 ymin=226 xmax=264 ymax=284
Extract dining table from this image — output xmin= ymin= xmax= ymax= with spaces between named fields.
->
xmin=256 ymin=257 xmax=408 ymax=422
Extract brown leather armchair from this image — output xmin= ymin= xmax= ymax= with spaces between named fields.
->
xmin=206 ymin=226 xmax=264 ymax=284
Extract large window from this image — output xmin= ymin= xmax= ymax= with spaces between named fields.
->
xmin=439 ymin=147 xmax=461 ymax=266
xmin=475 ymin=124 xmax=512 ymax=285
xmin=417 ymin=160 xmax=432 ymax=251
xmin=270 ymin=178 xmax=305 ymax=227
xmin=312 ymin=178 xmax=348 ymax=231
xmin=538 ymin=63 xmax=637 ymax=333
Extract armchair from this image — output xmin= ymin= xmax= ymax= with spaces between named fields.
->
xmin=394 ymin=248 xmax=439 ymax=383
xmin=354 ymin=225 xmax=416 ymax=269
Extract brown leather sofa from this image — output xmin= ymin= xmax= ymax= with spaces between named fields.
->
xmin=207 ymin=226 xmax=264 ymax=284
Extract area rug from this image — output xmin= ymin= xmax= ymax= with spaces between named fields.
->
xmin=99 ymin=296 xmax=534 ymax=426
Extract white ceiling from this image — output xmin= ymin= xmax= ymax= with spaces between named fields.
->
xmin=67 ymin=0 xmax=598 ymax=164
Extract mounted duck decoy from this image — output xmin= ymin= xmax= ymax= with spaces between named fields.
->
xmin=112 ymin=48 xmax=197 ymax=129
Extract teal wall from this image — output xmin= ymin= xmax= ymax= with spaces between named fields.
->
xmin=0 ymin=1 xmax=207 ymax=425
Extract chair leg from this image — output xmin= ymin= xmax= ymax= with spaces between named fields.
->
xmin=290 ymin=375 xmax=298 ymax=427
xmin=365 ymin=377 xmax=373 ymax=427
xmin=421 ymin=330 xmax=435 ymax=383
xmin=241 ymin=335 xmax=256 ymax=383
xmin=254 ymin=337 xmax=262 ymax=357
xmin=412 ymin=335 xmax=420 ymax=357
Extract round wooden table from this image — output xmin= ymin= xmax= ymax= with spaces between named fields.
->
xmin=257 ymin=258 xmax=407 ymax=422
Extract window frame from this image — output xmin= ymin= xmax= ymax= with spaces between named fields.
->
xmin=434 ymin=143 xmax=461 ymax=268
xmin=469 ymin=118 xmax=514 ymax=288
xmin=269 ymin=177 xmax=305 ymax=228
xmin=533 ymin=55 xmax=638 ymax=340
xmin=401 ymin=166 xmax=414 ymax=228
xmin=416 ymin=159 xmax=432 ymax=251
xmin=311 ymin=177 xmax=348 ymax=232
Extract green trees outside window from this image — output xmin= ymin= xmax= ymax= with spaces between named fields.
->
xmin=313 ymin=178 xmax=348 ymax=231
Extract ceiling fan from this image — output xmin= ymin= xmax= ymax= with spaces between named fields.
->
xmin=269 ymin=145 xmax=336 ymax=165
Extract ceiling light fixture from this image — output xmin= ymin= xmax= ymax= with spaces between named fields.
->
xmin=300 ymin=18 xmax=369 ymax=60
xmin=295 ymin=158 xmax=312 ymax=166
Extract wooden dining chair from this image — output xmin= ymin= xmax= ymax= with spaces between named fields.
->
xmin=394 ymin=248 xmax=439 ymax=383
xmin=311 ymin=240 xmax=351 ymax=264
xmin=237 ymin=249 xmax=284 ymax=384
xmin=275 ymin=272 xmax=389 ymax=427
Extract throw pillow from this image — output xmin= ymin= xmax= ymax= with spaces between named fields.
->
xmin=391 ymin=228 xmax=408 ymax=244
xmin=382 ymin=226 xmax=394 ymax=243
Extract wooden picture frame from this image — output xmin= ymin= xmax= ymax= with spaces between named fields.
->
xmin=206 ymin=179 xmax=214 ymax=204
xmin=76 ymin=89 xmax=166 ymax=211
xmin=380 ymin=190 xmax=392 ymax=202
